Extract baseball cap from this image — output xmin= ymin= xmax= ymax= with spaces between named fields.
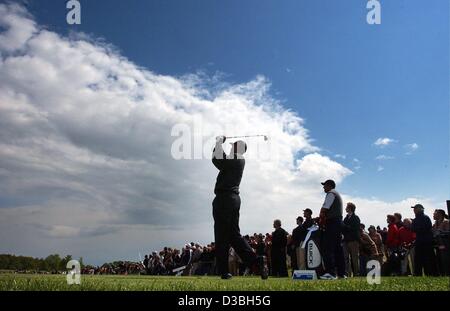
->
xmin=303 ymin=208 xmax=313 ymax=214
xmin=321 ymin=179 xmax=336 ymax=188
xmin=411 ymin=204 xmax=424 ymax=209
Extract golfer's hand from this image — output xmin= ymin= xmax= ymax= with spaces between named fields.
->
xmin=216 ymin=135 xmax=226 ymax=144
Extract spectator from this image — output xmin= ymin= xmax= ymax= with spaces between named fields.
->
xmin=228 ymin=247 xmax=241 ymax=276
xmin=394 ymin=213 xmax=404 ymax=229
xmin=432 ymin=209 xmax=450 ymax=276
xmin=386 ymin=215 xmax=400 ymax=250
xmin=368 ymin=225 xmax=384 ymax=266
xmin=411 ymin=204 xmax=436 ymax=276
xmin=358 ymin=224 xmax=378 ymax=276
xmin=291 ymin=216 xmax=303 ymax=270
xmin=271 ymin=219 xmax=288 ymax=277
xmin=386 ymin=214 xmax=401 ymax=275
xmin=398 ymin=218 xmax=416 ymax=276
xmin=143 ymin=255 xmax=149 ymax=275
xmin=296 ymin=209 xmax=314 ymax=270
xmin=342 ymin=202 xmax=361 ymax=277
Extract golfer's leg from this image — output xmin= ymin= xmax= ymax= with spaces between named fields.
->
xmin=228 ymin=194 xmax=257 ymax=267
xmin=213 ymin=196 xmax=231 ymax=275
xmin=322 ymin=225 xmax=337 ymax=275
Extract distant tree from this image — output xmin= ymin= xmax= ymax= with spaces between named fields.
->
xmin=45 ymin=254 xmax=62 ymax=272
xmin=79 ymin=257 xmax=84 ymax=269
xmin=60 ymin=255 xmax=73 ymax=271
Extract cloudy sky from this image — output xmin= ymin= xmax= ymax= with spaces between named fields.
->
xmin=0 ymin=1 xmax=448 ymax=264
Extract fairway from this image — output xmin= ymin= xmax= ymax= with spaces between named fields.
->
xmin=0 ymin=274 xmax=448 ymax=291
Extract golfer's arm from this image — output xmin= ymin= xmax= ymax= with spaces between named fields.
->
xmin=212 ymin=143 xmax=227 ymax=170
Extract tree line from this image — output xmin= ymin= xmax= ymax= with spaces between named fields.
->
xmin=0 ymin=254 xmax=84 ymax=272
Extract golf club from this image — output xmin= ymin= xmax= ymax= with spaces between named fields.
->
xmin=225 ymin=135 xmax=269 ymax=141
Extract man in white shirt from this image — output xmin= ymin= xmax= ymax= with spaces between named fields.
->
xmin=318 ymin=179 xmax=346 ymax=280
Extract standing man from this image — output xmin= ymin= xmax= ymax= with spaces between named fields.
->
xmin=271 ymin=219 xmax=288 ymax=277
xmin=212 ymin=135 xmax=268 ymax=280
xmin=318 ymin=179 xmax=346 ymax=280
xmin=296 ymin=209 xmax=314 ymax=270
xmin=342 ymin=202 xmax=361 ymax=277
xmin=291 ymin=216 xmax=303 ymax=270
xmin=411 ymin=204 xmax=436 ymax=276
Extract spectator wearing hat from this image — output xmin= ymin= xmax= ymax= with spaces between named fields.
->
xmin=432 ymin=209 xmax=450 ymax=276
xmin=342 ymin=202 xmax=361 ymax=277
xmin=319 ymin=180 xmax=345 ymax=280
xmin=411 ymin=204 xmax=436 ymax=276
xmin=398 ymin=218 xmax=416 ymax=275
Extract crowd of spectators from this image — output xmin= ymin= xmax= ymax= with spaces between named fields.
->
xmin=80 ymin=206 xmax=449 ymax=278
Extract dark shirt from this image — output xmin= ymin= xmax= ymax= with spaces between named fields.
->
xmin=212 ymin=144 xmax=245 ymax=195
xmin=256 ymin=242 xmax=266 ymax=256
xmin=272 ymin=227 xmax=288 ymax=250
xmin=292 ymin=225 xmax=302 ymax=247
xmin=411 ymin=212 xmax=433 ymax=245
xmin=292 ymin=218 xmax=314 ymax=245
xmin=342 ymin=213 xmax=361 ymax=242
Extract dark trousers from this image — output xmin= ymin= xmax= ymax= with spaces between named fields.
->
xmin=213 ymin=193 xmax=256 ymax=275
xmin=414 ymin=243 xmax=436 ymax=276
xmin=270 ymin=248 xmax=288 ymax=277
xmin=322 ymin=219 xmax=345 ymax=276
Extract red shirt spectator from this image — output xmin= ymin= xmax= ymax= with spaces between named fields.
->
xmin=386 ymin=223 xmax=400 ymax=249
xmin=398 ymin=225 xmax=416 ymax=247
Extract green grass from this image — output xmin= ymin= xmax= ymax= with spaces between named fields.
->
xmin=0 ymin=274 xmax=448 ymax=291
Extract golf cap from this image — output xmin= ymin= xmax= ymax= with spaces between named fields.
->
xmin=411 ymin=204 xmax=424 ymax=209
xmin=303 ymin=208 xmax=313 ymax=214
xmin=321 ymin=179 xmax=336 ymax=188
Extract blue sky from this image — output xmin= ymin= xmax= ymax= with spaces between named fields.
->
xmin=0 ymin=0 xmax=447 ymax=262
xmin=24 ymin=0 xmax=449 ymax=202
xmin=30 ymin=0 xmax=448 ymax=202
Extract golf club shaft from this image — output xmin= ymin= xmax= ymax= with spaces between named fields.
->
xmin=226 ymin=135 xmax=266 ymax=139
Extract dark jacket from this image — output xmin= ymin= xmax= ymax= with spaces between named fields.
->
xmin=411 ymin=212 xmax=433 ymax=246
xmin=271 ymin=228 xmax=288 ymax=251
xmin=212 ymin=144 xmax=244 ymax=195
xmin=342 ymin=213 xmax=361 ymax=242
xmin=292 ymin=225 xmax=302 ymax=247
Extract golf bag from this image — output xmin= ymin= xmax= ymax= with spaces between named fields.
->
xmin=300 ymin=225 xmax=325 ymax=275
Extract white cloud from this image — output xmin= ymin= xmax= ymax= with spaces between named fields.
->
xmin=405 ymin=143 xmax=419 ymax=155
xmin=374 ymin=137 xmax=396 ymax=147
xmin=377 ymin=166 xmax=385 ymax=172
xmin=334 ymin=154 xmax=346 ymax=159
xmin=375 ymin=155 xmax=394 ymax=160
xmin=297 ymin=153 xmax=353 ymax=183
xmin=0 ymin=4 xmax=438 ymax=264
